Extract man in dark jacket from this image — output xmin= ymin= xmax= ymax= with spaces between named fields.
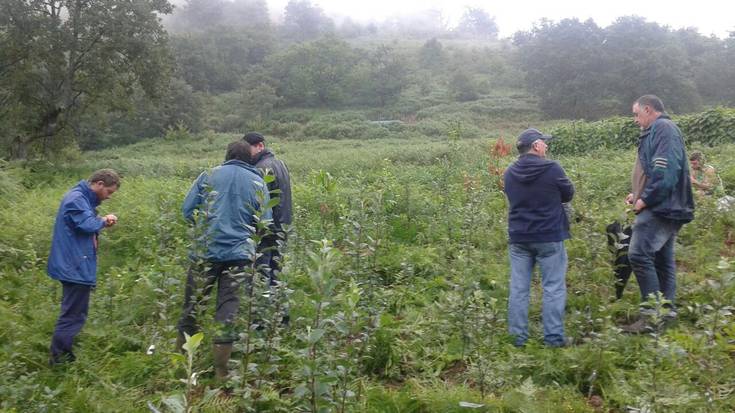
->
xmin=623 ymin=95 xmax=694 ymax=333
xmin=48 ymin=169 xmax=120 ymax=365
xmin=243 ymin=132 xmax=292 ymax=282
xmin=503 ymin=128 xmax=575 ymax=347
xmin=177 ymin=140 xmax=271 ymax=380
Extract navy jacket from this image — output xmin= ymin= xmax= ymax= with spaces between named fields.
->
xmin=503 ymin=154 xmax=575 ymax=243
xmin=637 ymin=115 xmax=694 ymax=223
xmin=47 ymin=181 xmax=106 ymax=285
xmin=183 ymin=160 xmax=272 ymax=262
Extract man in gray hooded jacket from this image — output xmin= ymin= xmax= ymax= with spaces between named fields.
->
xmin=243 ymin=132 xmax=292 ymax=282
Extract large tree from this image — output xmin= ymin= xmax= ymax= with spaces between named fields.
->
xmin=514 ymin=17 xmax=703 ymax=119
xmin=270 ymin=36 xmax=355 ymax=106
xmin=282 ymin=0 xmax=334 ymax=42
xmin=0 ymin=0 xmax=173 ymax=159
xmin=171 ymin=27 xmax=274 ymax=93
xmin=353 ymin=45 xmax=408 ymax=107
xmin=514 ymin=18 xmax=612 ymax=119
xmin=167 ymin=0 xmax=270 ymax=33
xmin=602 ymin=16 xmax=701 ymax=114
xmin=455 ymin=7 xmax=498 ymax=39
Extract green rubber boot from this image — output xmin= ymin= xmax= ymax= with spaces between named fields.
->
xmin=213 ymin=343 xmax=233 ymax=381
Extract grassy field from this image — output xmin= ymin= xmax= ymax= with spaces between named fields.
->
xmin=1 ymin=131 xmax=734 ymax=412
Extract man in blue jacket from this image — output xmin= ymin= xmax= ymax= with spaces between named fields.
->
xmin=623 ymin=95 xmax=694 ymax=333
xmin=176 ymin=140 xmax=271 ymax=380
xmin=503 ymin=128 xmax=575 ymax=348
xmin=48 ymin=169 xmax=120 ymax=365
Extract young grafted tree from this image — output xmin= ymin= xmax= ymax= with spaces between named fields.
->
xmin=0 ymin=0 xmax=173 ymax=159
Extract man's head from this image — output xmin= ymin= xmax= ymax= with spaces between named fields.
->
xmin=242 ymin=132 xmax=266 ymax=159
xmin=516 ymin=128 xmax=552 ymax=158
xmin=632 ymin=95 xmax=665 ymax=130
xmin=689 ymin=151 xmax=704 ymax=170
xmin=88 ymin=169 xmax=120 ymax=201
xmin=225 ymin=140 xmax=253 ymax=163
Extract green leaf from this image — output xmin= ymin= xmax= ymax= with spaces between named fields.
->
xmin=162 ymin=394 xmax=186 ymax=413
xmin=169 ymin=353 xmax=186 ymax=365
xmin=267 ymin=197 xmax=281 ymax=209
xmin=182 ymin=332 xmax=204 ymax=353
xmin=308 ymin=328 xmax=326 ymax=344
xmin=293 ymin=385 xmax=309 ymax=398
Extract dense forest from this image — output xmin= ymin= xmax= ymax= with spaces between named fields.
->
xmin=2 ymin=0 xmax=735 ymax=159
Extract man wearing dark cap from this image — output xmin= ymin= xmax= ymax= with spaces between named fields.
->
xmin=503 ymin=128 xmax=575 ymax=348
xmin=242 ymin=132 xmax=292 ymax=283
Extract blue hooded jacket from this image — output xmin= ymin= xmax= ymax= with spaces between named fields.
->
xmin=47 ymin=181 xmax=106 ymax=285
xmin=503 ymin=154 xmax=575 ymax=243
xmin=182 ymin=160 xmax=272 ymax=262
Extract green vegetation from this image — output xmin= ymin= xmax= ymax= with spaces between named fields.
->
xmin=2 ymin=1 xmax=735 ymax=411
xmin=549 ymin=107 xmax=735 ymax=160
xmin=4 ymin=1 xmax=735 ymax=159
xmin=1 ymin=127 xmax=734 ymax=411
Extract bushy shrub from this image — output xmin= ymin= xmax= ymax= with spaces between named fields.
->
xmin=0 ymin=164 xmax=20 ymax=204
xmin=266 ymin=121 xmax=303 ymax=138
xmin=303 ymin=119 xmax=391 ymax=140
xmin=414 ymin=119 xmax=446 ymax=137
xmin=164 ymin=121 xmax=193 ymax=141
xmin=676 ymin=107 xmax=735 ymax=146
xmin=550 ymin=107 xmax=735 ymax=155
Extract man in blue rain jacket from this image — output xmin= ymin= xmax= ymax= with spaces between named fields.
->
xmin=48 ymin=169 xmax=120 ymax=365
xmin=176 ymin=140 xmax=271 ymax=380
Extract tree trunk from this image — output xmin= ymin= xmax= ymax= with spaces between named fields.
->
xmin=9 ymin=136 xmax=28 ymax=160
xmin=8 ymin=108 xmax=62 ymax=160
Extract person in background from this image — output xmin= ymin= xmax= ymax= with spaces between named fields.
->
xmin=176 ymin=141 xmax=271 ymax=380
xmin=242 ymin=132 xmax=292 ymax=284
xmin=622 ymin=95 xmax=694 ymax=333
xmin=689 ymin=151 xmax=717 ymax=196
xmin=48 ymin=169 xmax=120 ymax=365
xmin=503 ymin=128 xmax=575 ymax=348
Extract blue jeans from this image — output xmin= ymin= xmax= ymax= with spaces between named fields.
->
xmin=508 ymin=241 xmax=567 ymax=346
xmin=50 ymin=281 xmax=92 ymax=364
xmin=628 ymin=209 xmax=682 ymax=307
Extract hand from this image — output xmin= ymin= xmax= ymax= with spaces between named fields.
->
xmin=625 ymin=193 xmax=634 ymax=205
xmin=633 ymin=199 xmax=646 ymax=213
xmin=104 ymin=214 xmax=118 ymax=227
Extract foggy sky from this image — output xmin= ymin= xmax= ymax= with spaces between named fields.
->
xmin=267 ymin=0 xmax=734 ymax=38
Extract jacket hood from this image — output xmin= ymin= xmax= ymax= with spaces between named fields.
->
xmin=507 ymin=154 xmax=557 ymax=183
xmin=250 ymin=149 xmax=274 ymax=165
xmin=223 ymin=159 xmax=261 ymax=175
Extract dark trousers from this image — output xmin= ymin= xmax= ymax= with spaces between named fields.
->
xmin=177 ymin=260 xmax=250 ymax=344
xmin=50 ymin=281 xmax=92 ymax=364
xmin=259 ymin=230 xmax=287 ymax=284
xmin=258 ymin=231 xmax=290 ymax=325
